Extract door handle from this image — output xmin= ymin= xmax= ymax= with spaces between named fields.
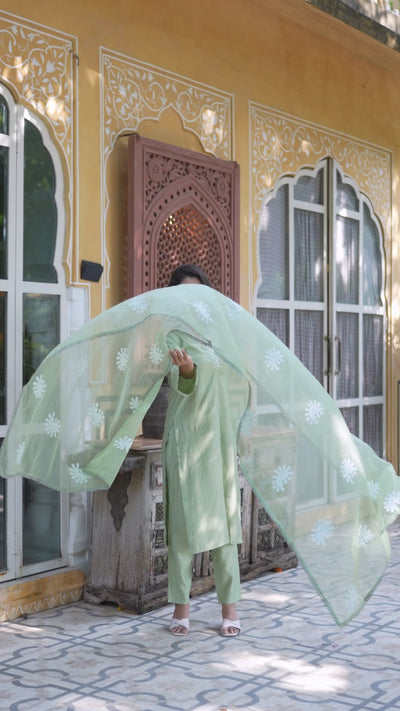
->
xmin=324 ymin=335 xmax=331 ymax=376
xmin=334 ymin=335 xmax=341 ymax=375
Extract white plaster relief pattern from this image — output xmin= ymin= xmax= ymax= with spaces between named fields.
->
xmin=0 ymin=13 xmax=76 ymax=278
xmin=249 ymin=102 xmax=391 ymax=244
xmin=102 ymin=51 xmax=232 ymax=161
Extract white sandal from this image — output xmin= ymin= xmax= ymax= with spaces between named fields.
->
xmin=220 ymin=618 xmax=241 ymax=637
xmin=169 ymin=617 xmax=190 ymax=636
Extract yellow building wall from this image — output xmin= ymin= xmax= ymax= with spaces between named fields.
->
xmin=1 ymin=0 xmax=400 ymax=463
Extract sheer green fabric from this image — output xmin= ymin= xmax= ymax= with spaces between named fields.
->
xmin=1 ymin=284 xmax=399 ymax=624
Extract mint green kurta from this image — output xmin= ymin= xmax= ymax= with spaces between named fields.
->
xmin=163 ymin=334 xmax=249 ymax=553
xmin=0 ymin=284 xmax=399 ymax=625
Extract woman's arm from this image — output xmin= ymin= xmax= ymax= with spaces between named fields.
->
xmin=169 ymin=348 xmax=195 ymax=379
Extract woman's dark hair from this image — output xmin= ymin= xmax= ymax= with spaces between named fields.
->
xmin=168 ymin=264 xmax=210 ymax=287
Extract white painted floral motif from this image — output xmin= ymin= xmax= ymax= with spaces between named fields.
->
xmin=340 ymin=458 xmax=358 ymax=484
xmin=68 ymin=463 xmax=89 ymax=485
xmin=130 ymin=396 xmax=141 ymax=411
xmin=304 ymin=400 xmax=324 ymax=425
xmin=193 ymin=301 xmax=213 ymax=323
xmin=75 ymin=356 xmax=89 ymax=377
xmin=383 ymin=490 xmax=400 ymax=515
xmin=116 ymin=347 xmax=129 ymax=371
xmin=32 ymin=374 xmax=46 ymax=399
xmin=16 ymin=442 xmax=25 ymax=465
xmin=149 ymin=343 xmax=163 ymax=366
xmin=358 ymin=525 xmax=374 ymax=548
xmin=44 ymin=413 xmax=61 ymax=438
xmin=310 ymin=518 xmax=334 ymax=546
xmin=345 ymin=586 xmax=362 ymax=615
xmin=128 ymin=295 xmax=150 ymax=314
xmin=272 ymin=465 xmax=294 ymax=492
xmin=88 ymin=403 xmax=105 ymax=428
xmin=368 ymin=480 xmax=379 ymax=500
xmin=264 ymin=348 xmax=284 ymax=372
xmin=114 ymin=436 xmax=133 ymax=451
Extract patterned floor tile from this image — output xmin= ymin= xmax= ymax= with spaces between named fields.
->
xmin=1 ymin=520 xmax=400 ymax=710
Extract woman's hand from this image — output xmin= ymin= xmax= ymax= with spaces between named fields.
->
xmin=169 ymin=348 xmax=195 ymax=379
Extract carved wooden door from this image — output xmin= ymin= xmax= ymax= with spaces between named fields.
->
xmin=126 ymin=134 xmax=240 ymax=300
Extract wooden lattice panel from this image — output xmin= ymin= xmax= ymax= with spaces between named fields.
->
xmin=127 ymin=134 xmax=240 ymax=300
xmin=156 ymin=206 xmax=222 ymax=290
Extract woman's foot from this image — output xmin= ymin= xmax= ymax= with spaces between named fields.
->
xmin=220 ymin=603 xmax=241 ymax=637
xmin=170 ymin=603 xmax=190 ymax=635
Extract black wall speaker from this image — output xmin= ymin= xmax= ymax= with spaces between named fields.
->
xmin=80 ymin=260 xmax=104 ymax=282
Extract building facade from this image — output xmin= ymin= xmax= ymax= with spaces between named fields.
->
xmin=0 ymin=0 xmax=399 ymax=618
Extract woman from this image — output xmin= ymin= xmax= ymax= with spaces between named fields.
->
xmin=165 ymin=265 xmax=247 ymax=637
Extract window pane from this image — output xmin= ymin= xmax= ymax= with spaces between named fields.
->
xmin=0 ymin=146 xmax=8 ymax=279
xmin=295 ymin=310 xmax=324 ymax=383
xmin=23 ymin=120 xmax=58 ymax=283
xmin=294 ymin=210 xmax=324 ymax=301
xmin=336 ymin=312 xmax=359 ymax=399
xmin=257 ymin=185 xmax=288 ymax=299
xmin=23 ymin=479 xmax=60 ymax=565
xmin=23 ymin=294 xmax=59 ymax=384
xmin=0 ymin=96 xmax=8 ymax=135
xmin=336 ymin=216 xmax=359 ymax=304
xmin=0 ymin=292 xmax=6 ymax=424
xmin=363 ymin=205 xmax=382 ymax=307
xmin=340 ymin=406 xmax=359 ymax=437
xmin=257 ymin=307 xmax=288 ymax=346
xmin=363 ymin=315 xmax=383 ymax=397
xmin=336 ymin=172 xmax=359 ymax=212
xmin=363 ymin=405 xmax=383 ymax=457
xmin=294 ymin=169 xmax=323 ymax=204
xmin=0 ymin=472 xmax=5 ymax=571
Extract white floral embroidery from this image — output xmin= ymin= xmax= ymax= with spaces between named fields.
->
xmin=128 ymin=295 xmax=150 ymax=314
xmin=368 ymin=480 xmax=379 ymax=500
xmin=225 ymin=300 xmax=242 ymax=321
xmin=68 ymin=463 xmax=89 ymax=485
xmin=149 ymin=343 xmax=163 ymax=366
xmin=16 ymin=442 xmax=25 ymax=465
xmin=193 ymin=300 xmax=213 ymax=323
xmin=114 ymin=436 xmax=132 ymax=451
xmin=304 ymin=400 xmax=324 ymax=425
xmin=264 ymin=348 xmax=284 ymax=372
xmin=44 ymin=412 xmax=61 ymax=438
xmin=88 ymin=403 xmax=105 ymax=427
xmin=383 ymin=490 xmax=400 ymax=515
xmin=340 ymin=458 xmax=358 ymax=484
xmin=272 ymin=465 xmax=294 ymax=492
xmin=32 ymin=374 xmax=46 ymax=399
xmin=201 ymin=344 xmax=222 ymax=369
xmin=75 ymin=356 xmax=89 ymax=377
xmin=129 ymin=396 xmax=141 ymax=411
xmin=116 ymin=347 xmax=129 ymax=371
xmin=310 ymin=518 xmax=334 ymax=546
xmin=345 ymin=586 xmax=362 ymax=615
xmin=358 ymin=525 xmax=374 ymax=548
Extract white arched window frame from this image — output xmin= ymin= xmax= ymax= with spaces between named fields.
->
xmin=254 ymin=157 xmax=387 ymax=506
xmin=0 ymin=84 xmax=69 ymax=580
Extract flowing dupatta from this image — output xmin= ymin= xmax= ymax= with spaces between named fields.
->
xmin=1 ymin=284 xmax=399 ymax=625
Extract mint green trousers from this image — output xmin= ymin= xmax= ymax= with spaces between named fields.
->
xmin=167 ymin=539 xmax=241 ymax=604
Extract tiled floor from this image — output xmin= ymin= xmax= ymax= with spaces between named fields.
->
xmin=1 ymin=521 xmax=400 ymax=711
